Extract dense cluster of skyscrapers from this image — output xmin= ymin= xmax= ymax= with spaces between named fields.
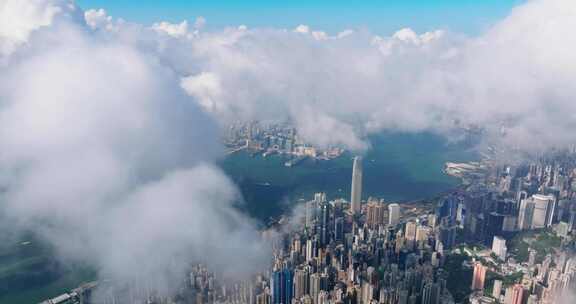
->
xmin=224 ymin=121 xmax=343 ymax=162
xmin=444 ymin=154 xmax=576 ymax=303
xmin=188 ymin=156 xmax=460 ymax=304
xmin=469 ymin=247 xmax=576 ymax=304
xmin=460 ymin=156 xmax=576 ymax=241
xmin=248 ymin=156 xmax=456 ymax=304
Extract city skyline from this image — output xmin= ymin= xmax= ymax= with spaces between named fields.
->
xmin=38 ymin=152 xmax=576 ymax=303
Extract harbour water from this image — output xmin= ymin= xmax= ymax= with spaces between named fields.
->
xmin=221 ymin=131 xmax=477 ymax=222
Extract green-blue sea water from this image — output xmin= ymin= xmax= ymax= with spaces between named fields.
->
xmin=222 ymin=131 xmax=476 ymax=221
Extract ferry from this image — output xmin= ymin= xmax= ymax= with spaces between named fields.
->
xmin=284 ymin=156 xmax=307 ymax=167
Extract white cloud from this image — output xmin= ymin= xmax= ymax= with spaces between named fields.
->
xmin=151 ymin=20 xmax=190 ymax=38
xmin=84 ymin=8 xmax=115 ymax=31
xmin=337 ymin=29 xmax=354 ymax=39
xmin=372 ymin=28 xmax=445 ymax=56
xmin=292 ymin=24 xmax=353 ymax=41
xmin=293 ymin=24 xmax=310 ymax=34
xmin=71 ymin=0 xmax=576 ymax=155
xmin=194 ymin=16 xmax=206 ymax=29
xmin=0 ymin=0 xmax=78 ymax=56
xmin=181 ymin=72 xmax=223 ymax=112
xmin=0 ymin=0 xmax=270 ymax=295
xmin=162 ymin=0 xmax=576 ymax=153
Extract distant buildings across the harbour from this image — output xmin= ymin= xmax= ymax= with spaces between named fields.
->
xmin=224 ymin=121 xmax=344 ymax=166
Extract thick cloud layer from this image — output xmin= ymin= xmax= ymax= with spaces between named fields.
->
xmin=176 ymin=0 xmax=575 ymax=153
xmin=0 ymin=0 xmax=269 ymax=293
xmin=82 ymin=0 xmax=574 ymax=154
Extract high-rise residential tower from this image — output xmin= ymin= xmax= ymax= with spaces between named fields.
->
xmin=388 ymin=203 xmax=401 ymax=226
xmin=519 ymin=194 xmax=556 ymax=230
xmin=366 ymin=201 xmax=386 ymax=228
xmin=518 ymin=198 xmax=535 ymax=230
xmin=471 ymin=262 xmax=487 ymax=291
xmin=531 ymin=194 xmax=556 ymax=229
xmin=492 ymin=236 xmax=507 ymax=260
xmin=350 ymin=156 xmax=363 ymax=214
xmin=492 ymin=280 xmax=503 ymax=300
xmin=508 ymin=284 xmax=526 ymax=304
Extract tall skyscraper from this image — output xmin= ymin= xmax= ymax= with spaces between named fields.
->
xmin=334 ymin=217 xmax=344 ymax=242
xmin=314 ymin=192 xmax=327 ymax=204
xmin=257 ymin=293 xmax=271 ymax=304
xmin=309 ymin=273 xmax=321 ymax=304
xmin=520 ymin=194 xmax=556 ymax=230
xmin=293 ymin=269 xmax=309 ymax=300
xmin=320 ymin=202 xmax=331 ymax=246
xmin=531 ymin=194 xmax=556 ymax=229
xmin=361 ymin=282 xmax=374 ymax=304
xmin=439 ymin=218 xmax=457 ymax=249
xmin=271 ymin=267 xmax=294 ymax=304
xmin=421 ymin=281 xmax=440 ymax=304
xmin=317 ymin=291 xmax=329 ymax=304
xmin=350 ymin=156 xmax=363 ymax=214
xmin=305 ymin=200 xmax=317 ymax=229
xmin=471 ymin=262 xmax=487 ymax=291
xmin=492 ymin=236 xmax=507 ymax=260
xmin=272 ymin=270 xmax=282 ymax=304
xmin=405 ymin=221 xmax=417 ymax=249
xmin=568 ymin=209 xmax=576 ymax=232
xmin=492 ymin=280 xmax=503 ymax=300
xmin=306 ymin=239 xmax=317 ymax=262
xmin=398 ymin=289 xmax=409 ymax=304
xmin=518 ymin=198 xmax=535 ymax=230
xmin=405 ymin=221 xmax=417 ymax=240
xmin=486 ymin=212 xmax=505 ymax=244
xmin=388 ymin=203 xmax=401 ymax=226
xmin=436 ymin=196 xmax=459 ymax=225
xmin=284 ymin=268 xmax=294 ymax=304
xmin=416 ymin=225 xmax=431 ymax=239
xmin=507 ymin=284 xmax=525 ymax=304
xmin=366 ymin=201 xmax=386 ymax=227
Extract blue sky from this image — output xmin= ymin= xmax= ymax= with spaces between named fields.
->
xmin=78 ymin=0 xmax=524 ymax=35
